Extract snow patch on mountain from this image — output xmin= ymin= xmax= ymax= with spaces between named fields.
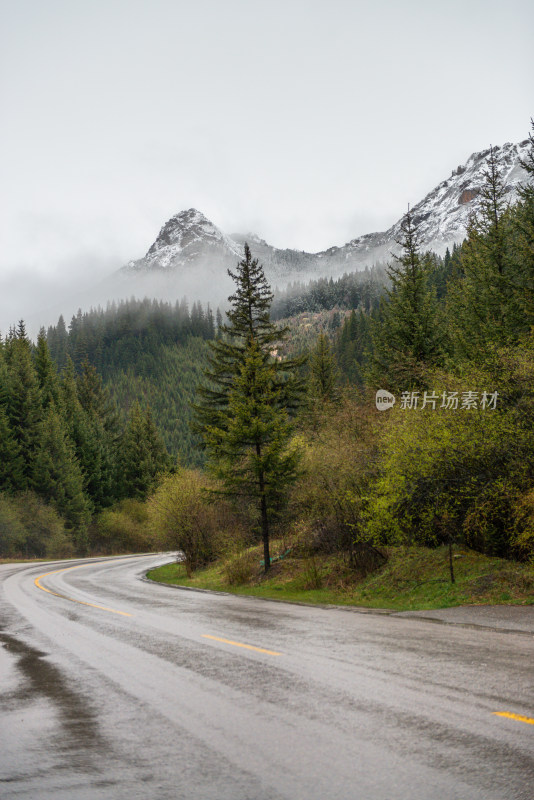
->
xmin=332 ymin=140 xmax=530 ymax=264
xmin=120 ymin=140 xmax=530 ymax=295
xmin=126 ymin=208 xmax=242 ymax=273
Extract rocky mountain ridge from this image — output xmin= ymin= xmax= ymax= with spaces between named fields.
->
xmin=122 ymin=140 xmax=529 ymax=293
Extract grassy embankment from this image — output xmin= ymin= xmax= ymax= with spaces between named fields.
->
xmin=147 ymin=544 xmax=534 ymax=611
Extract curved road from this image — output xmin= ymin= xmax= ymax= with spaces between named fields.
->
xmin=1 ymin=554 xmax=533 ymax=799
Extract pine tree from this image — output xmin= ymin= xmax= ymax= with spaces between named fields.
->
xmin=193 ymin=244 xmax=303 ymax=571
xmin=369 ymin=209 xmax=443 ymax=390
xmin=448 ymin=145 xmax=524 ymax=360
xmin=118 ymin=403 xmax=170 ymax=500
xmin=205 ymin=304 xmax=215 ymax=339
xmin=336 ymin=309 xmax=372 ymax=384
xmin=0 ymin=342 xmax=23 ymax=490
xmin=309 ymin=333 xmax=339 ymax=402
xmin=61 ymin=360 xmax=119 ymax=511
xmin=32 ymin=403 xmax=91 ymax=546
xmin=34 ymin=329 xmax=61 ymax=409
xmin=215 ymin=308 xmax=223 ymax=338
xmin=4 ymin=330 xmax=43 ymax=487
xmin=515 ymin=120 xmax=534 ymax=327
xmin=0 ymin=405 xmax=25 ymax=491
xmin=76 ymin=360 xmax=120 ymax=436
xmin=47 ymin=314 xmax=69 ymax=371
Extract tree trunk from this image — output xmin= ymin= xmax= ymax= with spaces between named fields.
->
xmin=256 ymin=447 xmax=270 ymax=573
xmin=261 ymin=490 xmax=270 ymax=574
xmin=448 ymin=537 xmax=455 ymax=584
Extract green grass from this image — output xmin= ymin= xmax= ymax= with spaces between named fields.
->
xmin=0 ymin=557 xmax=51 ymax=564
xmin=146 ymin=544 xmax=534 ymax=611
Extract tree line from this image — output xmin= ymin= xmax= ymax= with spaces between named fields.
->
xmin=46 ymin=297 xmax=217 ymax=466
xmin=0 ymin=326 xmax=169 ymax=558
xmin=2 ymin=122 xmax=533 ymax=574
xmin=270 ymin=264 xmax=388 ymax=320
xmin=304 ymin=130 xmax=534 ymax=567
xmin=185 ymin=124 xmax=534 ymax=575
xmin=47 ymin=297 xmax=217 ymax=375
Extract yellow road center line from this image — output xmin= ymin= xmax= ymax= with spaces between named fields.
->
xmin=34 ymin=564 xmax=132 ymax=617
xmin=493 ymin=711 xmax=534 ymax=726
xmin=202 ymin=634 xmax=282 ymax=656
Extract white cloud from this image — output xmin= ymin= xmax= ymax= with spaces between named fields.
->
xmin=1 ymin=0 xmax=533 ymax=331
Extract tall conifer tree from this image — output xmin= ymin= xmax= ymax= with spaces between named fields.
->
xmin=448 ymin=145 xmax=525 ymax=360
xmin=515 ymin=120 xmax=534 ymax=327
xmin=193 ymin=244 xmax=303 ymax=571
xmin=118 ymin=403 xmax=169 ymax=500
xmin=369 ymin=209 xmax=442 ymax=390
xmin=4 ymin=330 xmax=42 ymax=487
xmin=33 ymin=404 xmax=91 ymax=545
xmin=35 ymin=329 xmax=61 ymax=409
xmin=310 ymin=333 xmax=339 ymax=402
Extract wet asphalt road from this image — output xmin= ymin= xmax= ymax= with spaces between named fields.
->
xmin=0 ymin=555 xmax=533 ymax=800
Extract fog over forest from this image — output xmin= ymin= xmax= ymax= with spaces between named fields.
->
xmin=2 ymin=1 xmax=531 ymax=336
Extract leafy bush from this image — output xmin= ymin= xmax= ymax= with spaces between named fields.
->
xmin=292 ymin=396 xmax=383 ymax=570
xmin=91 ymin=499 xmax=153 ymax=554
xmin=0 ymin=491 xmax=70 ymax=558
xmin=148 ymin=469 xmax=238 ymax=576
xmin=365 ymin=344 xmax=534 ymax=559
xmin=511 ymin=489 xmax=534 ymax=562
xmin=224 ymin=549 xmax=258 ymax=585
xmin=46 ymin=531 xmax=76 ymax=559
xmin=0 ymin=494 xmax=27 ymax=557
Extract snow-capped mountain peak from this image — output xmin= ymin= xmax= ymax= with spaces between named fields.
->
xmin=394 ymin=140 xmax=530 ymax=252
xmin=121 ymin=139 xmax=530 ymax=292
xmin=148 ymin=207 xmax=242 ymax=258
xmin=336 ymin=140 xmax=530 ymax=263
xmin=127 ymin=207 xmax=242 ymax=273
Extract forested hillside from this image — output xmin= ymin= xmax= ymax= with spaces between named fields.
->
xmin=2 ymin=128 xmax=534 ymax=580
xmin=151 ymin=133 xmax=534 ymax=582
xmin=42 ymin=256 xmax=458 ymax=465
xmin=46 ymin=298 xmax=214 ymax=466
xmin=270 ymin=263 xmax=388 ymax=319
xmin=0 ymin=326 xmax=169 ymax=557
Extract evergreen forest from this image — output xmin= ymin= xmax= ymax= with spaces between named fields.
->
xmin=2 ymin=124 xmax=534 ymax=593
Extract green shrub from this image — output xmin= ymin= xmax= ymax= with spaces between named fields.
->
xmin=46 ymin=531 xmax=76 ymax=560
xmin=365 ymin=345 xmax=534 ymax=559
xmin=91 ymin=499 xmax=152 ymax=554
xmin=148 ymin=469 xmax=238 ymax=576
xmin=0 ymin=491 xmax=70 ymax=558
xmin=0 ymin=494 xmax=27 ymax=557
xmin=292 ymin=397 xmax=380 ymax=561
xmin=511 ymin=489 xmax=534 ymax=562
xmin=224 ymin=549 xmax=258 ymax=585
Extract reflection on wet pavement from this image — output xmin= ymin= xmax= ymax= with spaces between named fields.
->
xmin=0 ymin=630 xmax=106 ymax=791
xmin=1 ymin=555 xmax=534 ymax=800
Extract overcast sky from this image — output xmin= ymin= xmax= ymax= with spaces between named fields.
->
xmin=1 ymin=0 xmax=533 ymax=328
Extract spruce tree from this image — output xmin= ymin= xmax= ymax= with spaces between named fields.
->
xmin=4 ymin=329 xmax=43 ymax=487
xmin=0 ymin=405 xmax=24 ymax=491
xmin=34 ymin=329 xmax=61 ymax=409
xmin=32 ymin=403 xmax=91 ymax=546
xmin=309 ymin=333 xmax=339 ymax=402
xmin=75 ymin=361 xmax=121 ymax=509
xmin=76 ymin=360 xmax=120 ymax=437
xmin=118 ymin=403 xmax=170 ymax=500
xmin=448 ymin=145 xmax=524 ymax=360
xmin=369 ymin=209 xmax=443 ymax=390
xmin=56 ymin=359 xmax=117 ymax=511
xmin=47 ymin=314 xmax=69 ymax=371
xmin=193 ymin=244 xmax=303 ymax=571
xmin=515 ymin=120 xmax=534 ymax=327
